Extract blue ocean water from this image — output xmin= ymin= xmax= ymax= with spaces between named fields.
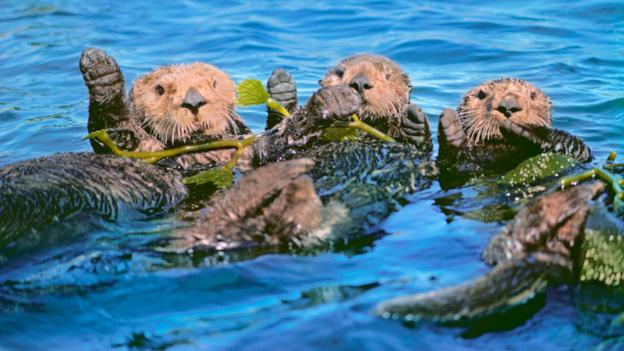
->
xmin=0 ymin=1 xmax=623 ymax=350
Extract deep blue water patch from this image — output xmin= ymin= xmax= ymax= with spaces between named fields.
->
xmin=0 ymin=1 xmax=623 ymax=350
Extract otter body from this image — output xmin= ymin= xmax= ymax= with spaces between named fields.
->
xmin=438 ymin=78 xmax=591 ymax=182
xmin=0 ymin=153 xmax=187 ymax=257
xmin=376 ymin=182 xmax=624 ymax=323
xmin=249 ymin=55 xmax=436 ymax=235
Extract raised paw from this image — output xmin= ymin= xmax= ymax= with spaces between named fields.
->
xmin=79 ymin=48 xmax=125 ymax=105
xmin=266 ymin=68 xmax=298 ymax=129
xmin=438 ymin=108 xmax=466 ymax=149
xmin=306 ymin=85 xmax=362 ymax=124
xmin=399 ymin=104 xmax=432 ymax=150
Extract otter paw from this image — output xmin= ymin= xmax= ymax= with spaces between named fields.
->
xmin=400 ymin=104 xmax=432 ymax=149
xmin=306 ymin=85 xmax=362 ymax=124
xmin=438 ymin=108 xmax=466 ymax=148
xmin=266 ymin=68 xmax=297 ymax=129
xmin=267 ymin=68 xmax=297 ymax=110
xmin=80 ymin=48 xmax=125 ymax=104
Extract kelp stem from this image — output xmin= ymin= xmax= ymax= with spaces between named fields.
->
xmin=560 ymin=152 xmax=624 ymax=213
xmin=85 ymin=130 xmax=257 ymax=165
xmin=267 ymin=98 xmax=290 ymax=117
xmin=348 ymin=114 xmax=396 ymax=143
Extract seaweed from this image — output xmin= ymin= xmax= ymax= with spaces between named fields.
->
xmin=85 ymin=79 xmax=396 ymax=188
xmin=560 ymin=152 xmax=624 ymax=215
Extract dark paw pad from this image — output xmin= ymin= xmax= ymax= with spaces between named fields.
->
xmin=400 ymin=104 xmax=431 ymax=146
xmin=307 ymin=85 xmax=362 ymax=123
xmin=267 ymin=68 xmax=297 ymax=108
xmin=266 ymin=68 xmax=297 ymax=129
xmin=439 ymin=108 xmax=466 ymax=148
xmin=80 ymin=48 xmax=124 ymax=100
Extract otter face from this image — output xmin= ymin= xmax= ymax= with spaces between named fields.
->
xmin=131 ymin=63 xmax=236 ymax=145
xmin=458 ymin=78 xmax=552 ymax=144
xmin=320 ymin=54 xmax=410 ymax=121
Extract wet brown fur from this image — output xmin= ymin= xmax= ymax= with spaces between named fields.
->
xmin=458 ymin=78 xmax=552 ymax=144
xmin=131 ymin=63 xmax=242 ymax=146
xmin=320 ymin=54 xmax=411 ymax=123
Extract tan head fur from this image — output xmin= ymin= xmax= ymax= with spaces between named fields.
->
xmin=320 ymin=54 xmax=411 ymax=121
xmin=458 ymin=78 xmax=552 ymax=144
xmin=131 ymin=63 xmax=237 ymax=145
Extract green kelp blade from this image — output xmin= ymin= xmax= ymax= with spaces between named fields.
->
xmin=321 ymin=127 xmax=359 ymax=143
xmin=237 ymin=79 xmax=269 ymax=107
xmin=500 ymin=152 xmax=576 ymax=186
xmin=182 ymin=167 xmax=234 ymax=188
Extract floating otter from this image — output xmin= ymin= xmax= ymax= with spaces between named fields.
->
xmin=167 ymin=158 xmax=348 ymax=253
xmin=0 ymin=154 xmax=326 ymax=260
xmin=0 ymin=153 xmax=186 ymax=259
xmin=80 ymin=48 xmax=250 ymax=170
xmin=266 ymin=54 xmax=432 ymax=150
xmin=248 ymin=55 xmax=437 ymax=234
xmin=438 ymin=78 xmax=591 ymax=181
xmin=2 ymin=52 xmax=434 ymax=259
xmin=376 ymin=182 xmax=624 ymax=323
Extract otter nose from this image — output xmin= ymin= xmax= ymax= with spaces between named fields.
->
xmin=496 ymin=96 xmax=522 ymax=118
xmin=181 ymin=88 xmax=207 ymax=115
xmin=349 ymin=74 xmax=373 ymax=94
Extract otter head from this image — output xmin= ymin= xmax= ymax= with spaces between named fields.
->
xmin=131 ymin=63 xmax=236 ymax=145
xmin=319 ymin=54 xmax=411 ymax=122
xmin=458 ymin=78 xmax=552 ymax=144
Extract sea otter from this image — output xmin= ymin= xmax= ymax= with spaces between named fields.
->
xmin=166 ymin=158 xmax=348 ymax=253
xmin=80 ymin=48 xmax=250 ymax=170
xmin=244 ymin=55 xmax=437 ymax=234
xmin=0 ymin=155 xmax=325 ymax=261
xmin=437 ymin=78 xmax=592 ymax=182
xmin=376 ymin=181 xmax=624 ymax=324
xmin=265 ymin=54 xmax=432 ymax=151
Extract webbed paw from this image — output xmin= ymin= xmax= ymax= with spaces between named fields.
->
xmin=438 ymin=108 xmax=466 ymax=149
xmin=499 ymin=120 xmax=592 ymax=162
xmin=399 ymin=104 xmax=432 ymax=151
xmin=306 ymin=85 xmax=362 ymax=125
xmin=266 ymin=68 xmax=297 ymax=129
xmin=80 ymin=48 xmax=125 ymax=106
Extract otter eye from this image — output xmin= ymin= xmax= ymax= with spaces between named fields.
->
xmin=335 ymin=68 xmax=344 ymax=79
xmin=213 ymin=80 xmax=218 ymax=88
xmin=477 ymin=90 xmax=487 ymax=100
xmin=530 ymin=92 xmax=537 ymax=100
xmin=155 ymin=84 xmax=165 ymax=96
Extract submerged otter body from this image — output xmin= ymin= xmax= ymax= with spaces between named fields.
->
xmin=0 ymin=152 xmax=329 ymax=260
xmin=376 ymin=182 xmax=624 ymax=323
xmin=438 ymin=78 xmax=591 ymax=185
xmin=0 ymin=153 xmax=187 ymax=258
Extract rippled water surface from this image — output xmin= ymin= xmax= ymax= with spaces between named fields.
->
xmin=1 ymin=1 xmax=623 ymax=350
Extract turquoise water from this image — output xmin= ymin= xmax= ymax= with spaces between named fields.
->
xmin=1 ymin=1 xmax=624 ymax=350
